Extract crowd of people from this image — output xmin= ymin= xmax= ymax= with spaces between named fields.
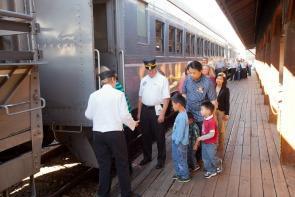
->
xmin=212 ymin=58 xmax=252 ymax=81
xmin=85 ymin=58 xmax=232 ymax=197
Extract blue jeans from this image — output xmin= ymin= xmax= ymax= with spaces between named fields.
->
xmin=202 ymin=143 xmax=218 ymax=173
xmin=172 ymin=141 xmax=189 ymax=179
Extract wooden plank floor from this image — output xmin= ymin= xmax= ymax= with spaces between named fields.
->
xmin=111 ymin=73 xmax=295 ymax=197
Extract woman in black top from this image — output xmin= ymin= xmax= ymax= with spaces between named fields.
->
xmin=215 ymin=72 xmax=230 ymax=155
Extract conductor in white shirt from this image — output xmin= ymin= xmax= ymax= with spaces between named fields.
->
xmin=85 ymin=70 xmax=139 ymax=197
xmin=137 ymin=57 xmax=170 ymax=169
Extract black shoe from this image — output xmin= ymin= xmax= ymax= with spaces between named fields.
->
xmin=129 ymin=163 xmax=133 ymax=175
xmin=131 ymin=192 xmax=141 ymax=197
xmin=139 ymin=159 xmax=151 ymax=166
xmin=155 ymin=162 xmax=164 ymax=169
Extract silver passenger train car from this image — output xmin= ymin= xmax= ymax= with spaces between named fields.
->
xmin=36 ymin=0 xmax=235 ymax=168
xmin=0 ymin=0 xmax=235 ymax=192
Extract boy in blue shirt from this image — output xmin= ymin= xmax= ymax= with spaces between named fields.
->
xmin=171 ymin=93 xmax=190 ymax=182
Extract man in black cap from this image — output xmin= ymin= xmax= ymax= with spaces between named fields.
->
xmin=85 ymin=70 xmax=140 ymax=197
xmin=137 ymin=57 xmax=170 ymax=169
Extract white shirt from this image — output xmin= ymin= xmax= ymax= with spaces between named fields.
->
xmin=215 ymin=61 xmax=225 ymax=69
xmin=85 ymin=84 xmax=136 ymax=132
xmin=139 ymin=72 xmax=170 ymax=106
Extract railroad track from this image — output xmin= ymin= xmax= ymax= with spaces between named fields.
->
xmin=46 ymin=167 xmax=96 ymax=197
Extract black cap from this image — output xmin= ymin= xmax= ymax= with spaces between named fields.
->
xmin=143 ymin=57 xmax=157 ymax=70
xmin=99 ymin=70 xmax=116 ymax=80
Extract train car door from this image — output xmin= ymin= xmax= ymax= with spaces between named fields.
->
xmin=35 ymin=0 xmax=99 ymax=167
xmin=93 ymin=0 xmax=124 ymax=89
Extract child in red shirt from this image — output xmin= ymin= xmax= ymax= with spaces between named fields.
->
xmin=194 ymin=101 xmax=222 ymax=178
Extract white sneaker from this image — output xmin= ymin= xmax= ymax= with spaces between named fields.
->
xmin=204 ymin=171 xmax=217 ymax=179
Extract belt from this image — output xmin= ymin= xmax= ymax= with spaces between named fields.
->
xmin=142 ymin=104 xmax=163 ymax=110
xmin=142 ymin=104 xmax=155 ymax=110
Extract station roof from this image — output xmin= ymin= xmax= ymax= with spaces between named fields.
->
xmin=216 ymin=0 xmax=280 ymax=49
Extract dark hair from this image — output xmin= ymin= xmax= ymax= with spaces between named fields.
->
xmin=187 ymin=112 xmax=194 ymax=120
xmin=184 ymin=66 xmax=189 ymax=76
xmin=201 ymin=101 xmax=215 ymax=113
xmin=171 ymin=93 xmax=186 ymax=107
xmin=217 ymin=73 xmax=227 ymax=88
xmin=187 ymin=61 xmax=202 ymax=71
xmin=99 ymin=70 xmax=116 ymax=81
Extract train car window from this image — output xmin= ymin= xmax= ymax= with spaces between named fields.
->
xmin=196 ymin=37 xmax=200 ymax=56
xmin=207 ymin=41 xmax=210 ymax=56
xmin=200 ymin=38 xmax=204 ymax=56
xmin=210 ymin=43 xmax=212 ymax=56
xmin=217 ymin=45 xmax=220 ymax=56
xmin=191 ymin=35 xmax=195 ymax=56
xmin=169 ymin=26 xmax=176 ymax=53
xmin=155 ymin=20 xmax=164 ymax=52
xmin=204 ymin=41 xmax=207 ymax=56
xmin=197 ymin=38 xmax=200 ymax=56
xmin=137 ymin=1 xmax=148 ymax=43
xmin=176 ymin=29 xmax=183 ymax=54
xmin=206 ymin=41 xmax=209 ymax=57
xmin=217 ymin=45 xmax=219 ymax=56
xmin=185 ymin=32 xmax=191 ymax=55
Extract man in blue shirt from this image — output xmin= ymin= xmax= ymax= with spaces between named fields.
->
xmin=182 ymin=61 xmax=217 ymax=161
xmin=182 ymin=61 xmax=217 ymax=125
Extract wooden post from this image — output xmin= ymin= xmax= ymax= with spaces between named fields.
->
xmin=280 ymin=20 xmax=295 ymax=165
xmin=263 ymin=94 xmax=269 ymax=105
xmin=268 ymin=105 xmax=277 ymax=123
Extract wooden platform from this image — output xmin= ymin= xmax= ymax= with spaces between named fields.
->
xmin=111 ymin=73 xmax=295 ymax=197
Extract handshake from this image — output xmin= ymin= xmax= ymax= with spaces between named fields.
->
xmin=135 ymin=120 xmax=140 ymax=128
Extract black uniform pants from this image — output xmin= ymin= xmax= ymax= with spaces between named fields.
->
xmin=230 ymin=68 xmax=236 ymax=80
xmin=140 ymin=105 xmax=166 ymax=164
xmin=93 ymin=131 xmax=131 ymax=197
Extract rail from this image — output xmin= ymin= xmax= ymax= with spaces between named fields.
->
xmin=47 ymin=168 xmax=95 ymax=197
xmin=94 ymin=49 xmax=101 ymax=88
xmin=0 ymin=74 xmax=9 ymax=79
xmin=0 ymin=9 xmax=33 ymax=21
xmin=0 ymin=98 xmax=46 ymax=116
xmin=51 ymin=124 xmax=83 ymax=134
xmin=119 ymin=50 xmax=126 ymax=89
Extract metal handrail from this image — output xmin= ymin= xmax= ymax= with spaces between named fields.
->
xmin=94 ymin=49 xmax=101 ymax=88
xmin=51 ymin=123 xmax=83 ymax=134
xmin=0 ymin=9 xmax=33 ymax=21
xmin=0 ymin=74 xmax=9 ymax=79
xmin=119 ymin=50 xmax=126 ymax=89
xmin=0 ymin=97 xmax=46 ymax=116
